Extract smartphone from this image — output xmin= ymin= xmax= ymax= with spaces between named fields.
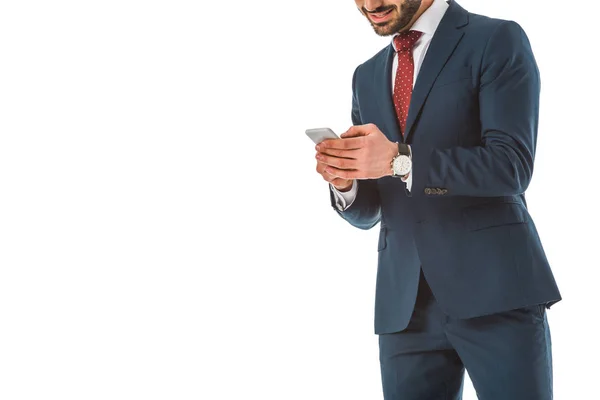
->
xmin=305 ymin=128 xmax=339 ymax=144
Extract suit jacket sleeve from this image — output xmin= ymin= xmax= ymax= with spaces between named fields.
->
xmin=410 ymin=21 xmax=540 ymax=198
xmin=329 ymin=65 xmax=382 ymax=230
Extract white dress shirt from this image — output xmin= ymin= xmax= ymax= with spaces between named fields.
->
xmin=331 ymin=0 xmax=449 ymax=210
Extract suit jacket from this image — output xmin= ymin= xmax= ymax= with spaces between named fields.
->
xmin=329 ymin=0 xmax=561 ymax=334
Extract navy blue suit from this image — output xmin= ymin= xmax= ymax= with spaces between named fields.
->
xmin=328 ymin=1 xmax=561 ymax=398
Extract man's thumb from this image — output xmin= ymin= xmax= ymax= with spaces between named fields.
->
xmin=341 ymin=125 xmax=367 ymax=138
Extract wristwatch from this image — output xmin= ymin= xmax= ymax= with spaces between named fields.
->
xmin=391 ymin=142 xmax=412 ymax=178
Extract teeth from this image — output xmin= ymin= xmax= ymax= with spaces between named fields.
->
xmin=373 ymin=10 xmax=391 ymax=17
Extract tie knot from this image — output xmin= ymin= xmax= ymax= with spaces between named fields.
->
xmin=393 ymin=30 xmax=423 ymax=52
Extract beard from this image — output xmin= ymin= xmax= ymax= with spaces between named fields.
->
xmin=364 ymin=1 xmax=422 ymax=36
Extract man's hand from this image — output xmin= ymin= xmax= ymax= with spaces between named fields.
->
xmin=316 ymin=156 xmax=354 ymax=192
xmin=315 ymin=123 xmax=398 ymax=180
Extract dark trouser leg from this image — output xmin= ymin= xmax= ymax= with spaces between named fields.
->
xmin=445 ymin=305 xmax=553 ymax=400
xmin=379 ymin=271 xmax=465 ymax=400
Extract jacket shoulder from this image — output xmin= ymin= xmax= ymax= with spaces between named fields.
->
xmin=353 ymin=13 xmax=530 ymax=76
xmin=354 ymin=43 xmax=391 ymax=75
xmin=466 ymin=12 xmax=529 ymax=43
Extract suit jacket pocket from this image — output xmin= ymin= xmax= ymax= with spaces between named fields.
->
xmin=462 ymin=201 xmax=529 ymax=231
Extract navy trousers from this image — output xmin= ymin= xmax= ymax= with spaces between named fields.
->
xmin=378 ymin=271 xmax=553 ymax=400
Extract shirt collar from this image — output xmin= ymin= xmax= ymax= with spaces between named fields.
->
xmin=392 ymin=0 xmax=450 ymax=51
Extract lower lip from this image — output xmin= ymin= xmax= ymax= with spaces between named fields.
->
xmin=370 ymin=9 xmax=393 ymax=23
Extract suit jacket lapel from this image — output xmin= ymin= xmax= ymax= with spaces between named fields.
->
xmin=403 ymin=0 xmax=469 ymax=143
xmin=375 ymin=43 xmax=402 ymax=143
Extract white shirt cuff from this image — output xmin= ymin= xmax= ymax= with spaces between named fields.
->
xmin=402 ymin=172 xmax=413 ymax=191
xmin=331 ymin=180 xmax=358 ymax=211
xmin=401 ymin=145 xmax=412 ymax=192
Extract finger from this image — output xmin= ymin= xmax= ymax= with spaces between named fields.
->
xmin=318 ymin=147 xmax=358 ymax=159
xmin=316 ymin=153 xmax=357 ymax=170
xmin=322 ymin=173 xmax=336 ymax=184
xmin=323 ymin=165 xmax=362 ymax=180
xmin=317 ymin=137 xmax=358 ymax=150
xmin=340 ymin=125 xmax=360 ymax=138
xmin=316 ymin=161 xmax=327 ymax=175
xmin=318 ymin=136 xmax=365 ymax=150
xmin=317 ymin=162 xmax=349 ymax=184
xmin=331 ymin=177 xmax=352 ymax=188
xmin=341 ymin=123 xmax=375 ymax=138
xmin=316 ymin=161 xmax=339 ymax=181
xmin=318 ymin=165 xmax=337 ymax=184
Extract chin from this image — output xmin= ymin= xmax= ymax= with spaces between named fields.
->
xmin=372 ymin=23 xmax=397 ymax=37
xmin=370 ymin=16 xmax=403 ymax=36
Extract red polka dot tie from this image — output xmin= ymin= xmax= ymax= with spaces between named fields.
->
xmin=393 ymin=30 xmax=422 ymax=138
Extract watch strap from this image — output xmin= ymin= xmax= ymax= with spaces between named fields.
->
xmin=397 ymin=142 xmax=410 ymax=157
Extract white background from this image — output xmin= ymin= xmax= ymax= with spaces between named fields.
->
xmin=0 ymin=0 xmax=598 ymax=399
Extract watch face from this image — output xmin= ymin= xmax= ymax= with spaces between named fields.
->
xmin=393 ymin=155 xmax=412 ymax=176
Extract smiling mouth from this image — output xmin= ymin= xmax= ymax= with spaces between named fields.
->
xmin=368 ymin=7 xmax=394 ymax=23
xmin=370 ymin=8 xmax=393 ymax=18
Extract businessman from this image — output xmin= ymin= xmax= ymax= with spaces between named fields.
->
xmin=314 ymin=0 xmax=561 ymax=398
